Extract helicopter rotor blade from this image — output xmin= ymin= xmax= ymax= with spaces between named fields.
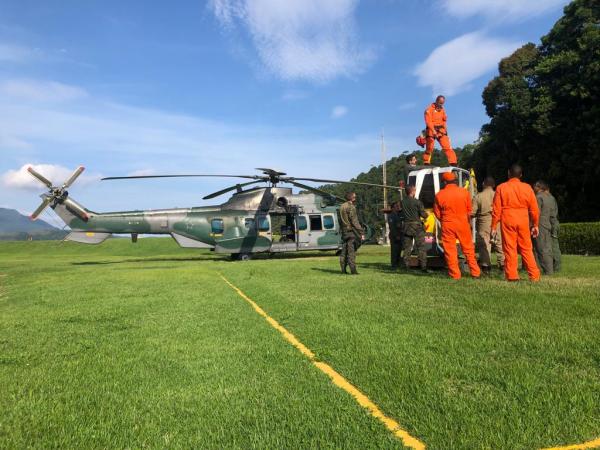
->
xmin=27 ymin=166 xmax=53 ymax=189
xmin=291 ymin=177 xmax=397 ymax=189
xmin=202 ymin=180 xmax=265 ymax=200
xmin=101 ymin=174 xmax=262 ymax=181
xmin=30 ymin=196 xmax=53 ymax=220
xmin=62 ymin=166 xmax=85 ymax=189
xmin=64 ymin=201 xmax=89 ymax=222
xmin=286 ymin=180 xmax=345 ymax=203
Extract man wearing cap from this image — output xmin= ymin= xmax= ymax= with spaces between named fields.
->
xmin=433 ymin=171 xmax=480 ymax=279
xmin=491 ymin=164 xmax=540 ymax=281
xmin=423 ymin=95 xmax=458 ymax=167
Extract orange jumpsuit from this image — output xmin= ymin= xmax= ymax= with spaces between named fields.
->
xmin=433 ymin=184 xmax=480 ymax=279
xmin=491 ymin=178 xmax=540 ymax=281
xmin=424 ymin=103 xmax=457 ymax=165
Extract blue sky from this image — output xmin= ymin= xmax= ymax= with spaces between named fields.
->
xmin=0 ymin=0 xmax=570 ymax=220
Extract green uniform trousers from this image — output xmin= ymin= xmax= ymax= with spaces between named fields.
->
xmin=402 ymin=223 xmax=427 ymax=270
xmin=534 ymin=227 xmax=554 ymax=275
xmin=340 ymin=231 xmax=358 ymax=272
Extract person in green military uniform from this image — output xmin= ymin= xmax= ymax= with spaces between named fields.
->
xmin=339 ymin=191 xmax=364 ymax=274
xmin=387 ymin=201 xmax=404 ymax=269
xmin=533 ymin=180 xmax=559 ymax=274
xmin=401 ymin=185 xmax=429 ymax=271
xmin=548 ymin=186 xmax=561 ymax=272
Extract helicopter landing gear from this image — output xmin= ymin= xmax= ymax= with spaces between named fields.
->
xmin=232 ymin=252 xmax=253 ymax=261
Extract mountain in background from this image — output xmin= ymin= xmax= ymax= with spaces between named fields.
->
xmin=0 ymin=208 xmax=68 ymax=240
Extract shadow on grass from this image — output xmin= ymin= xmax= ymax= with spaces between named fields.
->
xmin=253 ymin=251 xmax=338 ymax=260
xmin=311 ymin=268 xmax=344 ymax=275
xmin=72 ymin=256 xmax=227 ymax=266
xmin=72 ymin=251 xmax=338 ymax=266
xmin=357 ymin=261 xmax=447 ymax=277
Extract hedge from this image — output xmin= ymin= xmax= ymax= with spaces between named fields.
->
xmin=559 ymin=222 xmax=600 ymax=255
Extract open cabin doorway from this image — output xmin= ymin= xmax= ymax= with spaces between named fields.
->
xmin=269 ymin=213 xmax=298 ymax=252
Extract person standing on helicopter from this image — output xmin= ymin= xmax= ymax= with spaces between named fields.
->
xmin=423 ymin=95 xmax=458 ymax=167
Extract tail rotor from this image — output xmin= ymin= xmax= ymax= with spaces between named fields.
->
xmin=27 ymin=166 xmax=88 ymax=221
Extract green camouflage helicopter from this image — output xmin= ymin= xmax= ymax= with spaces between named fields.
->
xmin=27 ymin=166 xmax=395 ymax=260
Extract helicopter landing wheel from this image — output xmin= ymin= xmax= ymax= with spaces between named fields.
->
xmin=233 ymin=252 xmax=252 ymax=261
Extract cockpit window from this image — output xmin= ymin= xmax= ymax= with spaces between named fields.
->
xmin=323 ymin=215 xmax=335 ymax=229
xmin=257 ymin=216 xmax=270 ymax=231
xmin=211 ymin=218 xmax=224 ymax=234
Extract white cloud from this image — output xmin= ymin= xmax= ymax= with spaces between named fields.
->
xmin=2 ymin=164 xmax=99 ymax=191
xmin=0 ymin=43 xmax=35 ymax=63
xmin=0 ymin=79 xmax=88 ymax=102
xmin=414 ymin=32 xmax=523 ymax=96
xmin=397 ymin=102 xmax=416 ymax=111
xmin=331 ymin=105 xmax=348 ymax=119
xmin=208 ymin=0 xmax=375 ymax=82
xmin=439 ymin=0 xmax=569 ymax=21
xmin=0 ymin=78 xmax=386 ymax=183
xmin=281 ymin=90 xmax=308 ymax=101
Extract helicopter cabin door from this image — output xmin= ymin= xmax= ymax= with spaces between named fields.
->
xmin=299 ymin=213 xmax=339 ymax=250
xmin=296 ymin=214 xmax=310 ymax=249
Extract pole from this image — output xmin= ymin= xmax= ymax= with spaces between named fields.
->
xmin=381 ymin=131 xmax=390 ymax=246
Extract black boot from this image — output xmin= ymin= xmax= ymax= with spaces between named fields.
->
xmin=340 ymin=263 xmax=348 ymax=274
xmin=350 ymin=267 xmax=359 ymax=275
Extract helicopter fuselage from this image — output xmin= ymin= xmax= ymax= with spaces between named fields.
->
xmin=54 ymin=187 xmax=350 ymax=258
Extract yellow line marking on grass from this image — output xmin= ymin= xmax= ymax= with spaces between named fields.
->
xmin=220 ymin=274 xmax=425 ymax=450
xmin=541 ymin=437 xmax=600 ymax=450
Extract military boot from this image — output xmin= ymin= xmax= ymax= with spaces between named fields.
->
xmin=340 ymin=262 xmax=348 ymax=274
xmin=350 ymin=266 xmax=359 ymax=275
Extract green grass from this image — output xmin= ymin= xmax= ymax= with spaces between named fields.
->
xmin=1 ymin=239 xmax=599 ymax=449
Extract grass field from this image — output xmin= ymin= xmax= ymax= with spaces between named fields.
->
xmin=1 ymin=238 xmax=599 ymax=449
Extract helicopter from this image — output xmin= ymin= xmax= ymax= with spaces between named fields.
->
xmin=27 ymin=166 xmax=397 ymax=260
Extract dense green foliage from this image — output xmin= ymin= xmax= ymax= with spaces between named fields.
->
xmin=1 ymin=239 xmax=599 ymax=449
xmin=466 ymin=0 xmax=600 ymax=221
xmin=560 ymin=222 xmax=600 ymax=255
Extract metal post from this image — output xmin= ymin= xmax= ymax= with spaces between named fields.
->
xmin=381 ymin=131 xmax=390 ymax=246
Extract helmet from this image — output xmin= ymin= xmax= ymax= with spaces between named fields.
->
xmin=416 ymin=135 xmax=426 ymax=148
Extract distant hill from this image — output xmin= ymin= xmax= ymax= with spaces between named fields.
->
xmin=0 ymin=208 xmax=68 ymax=240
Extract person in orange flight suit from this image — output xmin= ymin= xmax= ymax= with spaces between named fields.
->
xmin=424 ymin=95 xmax=458 ymax=166
xmin=491 ymin=164 xmax=541 ymax=282
xmin=433 ymin=172 xmax=480 ymax=279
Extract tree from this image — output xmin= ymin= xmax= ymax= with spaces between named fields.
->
xmin=471 ymin=0 xmax=600 ymax=221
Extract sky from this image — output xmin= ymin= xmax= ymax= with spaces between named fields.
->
xmin=0 ymin=0 xmax=571 ymax=221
